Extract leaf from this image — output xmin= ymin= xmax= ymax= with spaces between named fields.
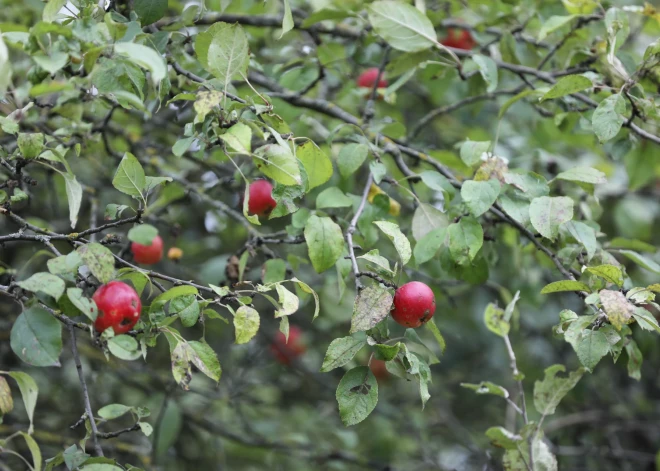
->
xmin=460 ymin=140 xmax=490 ymax=166
xmin=280 ymin=0 xmax=294 ymax=38
xmin=114 ymin=43 xmax=166 ymax=86
xmin=304 ymin=215 xmax=345 ymax=273
xmin=592 ymin=94 xmax=626 ymax=143
xmin=367 ymin=1 xmax=437 ymax=52
xmin=219 ymin=122 xmax=251 ymax=154
xmin=485 ymin=426 xmax=522 ymax=449
xmin=484 ymin=303 xmax=509 ymax=337
xmin=62 ymin=173 xmax=83 ymax=229
xmin=66 ymin=288 xmax=98 ymax=322
xmin=170 ymin=295 xmax=200 ymax=327
xmin=0 ymin=30 xmax=11 ymax=96
xmin=297 ymin=141 xmax=332 ymax=190
xmin=144 ymin=176 xmax=172 ymax=195
xmin=461 ymin=381 xmax=509 ymax=398
xmin=540 ymin=281 xmax=590 ymax=294
xmin=43 ymin=0 xmax=67 ymax=22
xmin=112 ymin=153 xmax=146 ymax=198
xmin=105 ymin=204 xmax=129 ymax=221
xmin=253 ymin=144 xmax=302 ymax=186
xmin=538 ymin=15 xmax=577 ymax=41
xmin=533 ymin=364 xmax=585 ymax=417
xmin=134 ymin=0 xmax=167 ymax=25
xmin=632 ymin=307 xmax=660 ymax=333
xmin=565 ymin=221 xmax=597 ymax=261
xmin=17 ymin=133 xmax=44 ymax=159
xmin=188 ymin=341 xmax=222 ymax=382
xmin=424 ymin=318 xmax=446 ymax=353
xmin=10 ymin=306 xmax=63 ymax=367
xmin=77 ymin=243 xmax=116 ymax=284
xmin=472 ymin=54 xmax=498 ymax=92
xmin=275 ymin=284 xmax=299 ymax=317
xmin=292 ymin=277 xmax=321 ymax=319
xmin=555 ymin=166 xmax=607 ymax=184
xmin=373 ymin=342 xmax=401 ymax=361
xmin=414 ymin=227 xmax=446 ymax=265
xmin=419 ymin=170 xmax=455 ymax=199
xmin=17 ymin=272 xmax=65 ymax=300
xmin=139 ymin=422 xmax=154 ymax=437
xmin=587 ymin=266 xmax=624 ymax=287
xmin=5 ymin=372 xmax=38 ymax=434
xmin=625 ymin=340 xmax=642 ymax=381
xmin=350 ymin=285 xmax=394 ymax=333
xmin=19 ymin=432 xmax=42 ymax=471
xmin=373 ymin=220 xmax=412 ymax=265
xmin=108 ymin=335 xmax=141 ymax=361
xmin=447 ymin=217 xmax=483 ymax=265
xmin=195 ymin=22 xmax=250 ymax=89
xmin=576 ymin=330 xmax=610 ymax=371
xmin=127 ymin=224 xmax=158 ymax=245
xmin=0 ymin=376 xmax=13 ymax=415
xmin=529 ymin=196 xmax=574 ymax=241
xmin=316 ymin=187 xmax=353 ymax=209
xmin=461 ymin=179 xmax=501 ymax=217
xmin=411 ymin=203 xmax=449 ymax=241
xmin=540 ymin=75 xmax=592 ymax=101
xmin=338 ymin=143 xmax=369 ymax=178
xmin=234 ymin=306 xmax=260 ymax=344
xmin=98 ymin=404 xmax=132 ymax=420
xmin=619 ymin=250 xmax=660 ymax=275
xmin=357 ymin=249 xmax=394 ymax=275
xmin=172 ymin=137 xmax=195 ymax=157
xmin=321 ymin=333 xmax=367 ymax=372
xmin=336 ymin=366 xmax=378 ymax=426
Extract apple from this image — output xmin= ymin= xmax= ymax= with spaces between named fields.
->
xmin=93 ymin=281 xmax=142 ymax=334
xmin=391 ymin=281 xmax=436 ymax=328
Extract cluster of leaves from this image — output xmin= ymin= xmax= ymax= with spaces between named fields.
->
xmin=1 ymin=0 xmax=660 ymax=470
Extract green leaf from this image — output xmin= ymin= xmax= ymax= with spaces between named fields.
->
xmin=373 ymin=342 xmax=401 ymax=361
xmin=367 ymin=1 xmax=437 ymax=52
xmin=336 ymin=366 xmax=378 ymax=426
xmin=350 ymin=285 xmax=394 ymax=334
xmin=17 ymin=272 xmax=65 ymax=300
xmin=66 ymin=288 xmax=98 ymax=322
xmin=98 ymin=404 xmax=132 ymax=420
xmin=104 ymin=204 xmax=129 ymax=221
xmin=6 ymin=372 xmax=38 ymax=434
xmin=17 ymin=133 xmax=44 ymax=159
xmin=485 ymin=426 xmax=522 ymax=449
xmin=127 ymin=224 xmax=158 ymax=245
xmin=587 ymin=265 xmax=624 ymax=287
xmin=373 ymin=220 xmax=412 ymax=265
xmin=338 ymin=143 xmax=369 ymax=178
xmin=592 ymin=94 xmax=626 ymax=143
xmin=461 ymin=179 xmax=501 ymax=217
xmin=472 ymin=54 xmax=498 ymax=93
xmin=625 ymin=340 xmax=642 ymax=381
xmin=540 ymin=75 xmax=592 ymax=101
xmin=529 ymin=196 xmax=574 ymax=241
xmin=564 ymin=221 xmax=597 ymax=261
xmin=297 ymin=141 xmax=332 ymax=190
xmin=77 ymin=243 xmax=116 ymax=284
xmin=112 ymin=153 xmax=146 ymax=198
xmin=316 ymin=187 xmax=353 ymax=209
xmin=357 ymin=249 xmax=394 ymax=275
xmin=234 ymin=306 xmax=260 ymax=344
xmin=188 ymin=340 xmax=222 ymax=382
xmin=576 ymin=330 xmax=610 ymax=371
xmin=195 ymin=22 xmax=250 ymax=88
xmin=533 ymin=364 xmax=585 ymax=417
xmin=555 ymin=166 xmax=606 ymax=184
xmin=292 ymin=277 xmax=321 ymax=319
xmin=632 ymin=307 xmax=660 ymax=333
xmin=460 ymin=140 xmax=490 ymax=166
xmin=411 ymin=203 xmax=449 ymax=241
xmin=540 ymin=281 xmax=590 ymax=294
xmin=619 ymin=250 xmax=660 ymax=275
xmin=538 ymin=15 xmax=577 ymax=41
xmin=274 ymin=284 xmax=299 ymax=317
xmin=484 ymin=303 xmax=509 ymax=337
xmin=18 ymin=432 xmax=42 ymax=471
xmin=42 ymin=0 xmax=67 ymax=22
xmin=447 ymin=217 xmax=483 ymax=265
xmin=0 ymin=376 xmax=12 ymax=415
xmin=253 ymin=144 xmax=302 ymax=186
xmin=280 ymin=0 xmax=294 ymax=38
xmin=134 ymin=0 xmax=167 ymax=25
xmin=219 ymin=122 xmax=251 ymax=154
xmin=424 ymin=318 xmax=446 ymax=353
xmin=0 ymin=29 xmax=11 ymax=96
xmin=114 ymin=42 xmax=166 ymax=86
xmin=304 ymin=215 xmax=345 ymax=273
xmin=414 ymin=227 xmax=446 ymax=265
xmin=172 ymin=137 xmax=195 ymax=157
xmin=61 ymin=173 xmax=83 ymax=229
xmin=170 ymin=295 xmax=200 ymax=327
xmin=144 ymin=176 xmax=172 ymax=195
xmin=108 ymin=335 xmax=142 ymax=361
xmin=33 ymin=52 xmax=68 ymax=74
xmin=321 ymin=333 xmax=367 ymax=372
xmin=419 ymin=170 xmax=455 ymax=199
xmin=10 ymin=306 xmax=63 ymax=367
xmin=461 ymin=381 xmax=509 ymax=398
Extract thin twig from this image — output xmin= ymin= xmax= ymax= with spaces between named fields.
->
xmin=347 ymin=173 xmax=374 ymax=291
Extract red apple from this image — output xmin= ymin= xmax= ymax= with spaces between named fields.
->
xmin=131 ymin=235 xmax=163 ymax=265
xmin=441 ymin=29 xmax=476 ymax=51
xmin=357 ymin=68 xmax=388 ymax=89
xmin=248 ymin=180 xmax=277 ymax=217
xmin=270 ymin=325 xmax=306 ymax=365
xmin=391 ymin=281 xmax=436 ymax=328
xmin=93 ymin=281 xmax=142 ymax=334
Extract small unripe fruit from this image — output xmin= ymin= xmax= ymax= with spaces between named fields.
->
xmin=391 ymin=281 xmax=436 ymax=328
xmin=168 ymin=247 xmax=183 ymax=261
xmin=248 ymin=180 xmax=277 ymax=217
xmin=441 ymin=29 xmax=476 ymax=51
xmin=357 ymin=68 xmax=388 ymax=89
xmin=93 ymin=281 xmax=142 ymax=334
xmin=131 ymin=235 xmax=163 ymax=265
xmin=270 ymin=325 xmax=306 ymax=365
